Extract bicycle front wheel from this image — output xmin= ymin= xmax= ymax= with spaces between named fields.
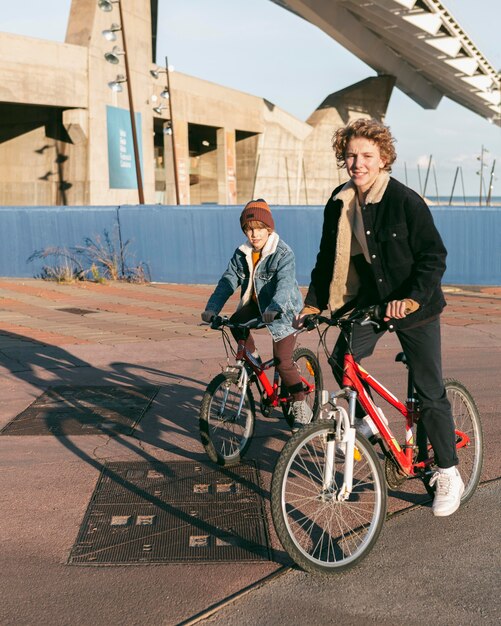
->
xmin=282 ymin=347 xmax=323 ymax=427
xmin=199 ymin=372 xmax=255 ymax=466
xmin=271 ymin=423 xmax=387 ymax=574
xmin=445 ymin=378 xmax=483 ymax=503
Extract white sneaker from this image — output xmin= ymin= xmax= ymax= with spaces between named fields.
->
xmin=291 ymin=400 xmax=313 ymax=432
xmin=430 ymin=467 xmax=465 ymax=517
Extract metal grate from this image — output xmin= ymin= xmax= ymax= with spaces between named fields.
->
xmin=68 ymin=461 xmax=271 ymax=564
xmin=0 ymin=386 xmax=159 ymax=436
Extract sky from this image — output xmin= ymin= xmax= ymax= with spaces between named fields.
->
xmin=2 ymin=0 xmax=501 ymax=200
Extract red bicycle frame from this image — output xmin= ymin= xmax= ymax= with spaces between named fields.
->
xmin=235 ymin=339 xmax=314 ymax=408
xmin=342 ymin=354 xmax=471 ymax=476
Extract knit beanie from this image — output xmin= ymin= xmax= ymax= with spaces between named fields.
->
xmin=240 ymin=199 xmax=275 ymax=231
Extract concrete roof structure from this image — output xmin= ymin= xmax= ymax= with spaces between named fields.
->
xmin=271 ymin=0 xmax=501 ymax=125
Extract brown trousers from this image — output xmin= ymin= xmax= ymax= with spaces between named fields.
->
xmin=229 ymin=302 xmax=304 ymax=401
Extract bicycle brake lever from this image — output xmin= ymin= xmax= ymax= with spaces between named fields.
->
xmin=210 ymin=315 xmax=224 ymax=329
xmin=303 ymin=314 xmax=319 ymax=331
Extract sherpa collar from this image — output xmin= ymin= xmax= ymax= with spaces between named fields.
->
xmin=238 ymin=232 xmax=280 ymax=308
xmin=326 ymin=171 xmax=390 ymax=312
xmin=333 ymin=170 xmax=390 ymax=206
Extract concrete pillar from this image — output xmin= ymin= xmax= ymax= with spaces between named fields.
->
xmin=217 ymin=128 xmax=237 ymax=205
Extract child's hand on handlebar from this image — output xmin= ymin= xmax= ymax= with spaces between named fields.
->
xmin=262 ymin=309 xmax=279 ymax=323
xmin=201 ymin=310 xmax=217 ymax=323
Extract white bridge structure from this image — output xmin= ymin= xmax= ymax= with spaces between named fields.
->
xmin=271 ymin=0 xmax=501 ymax=125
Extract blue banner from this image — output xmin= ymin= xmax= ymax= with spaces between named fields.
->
xmin=106 ymin=105 xmax=143 ymax=189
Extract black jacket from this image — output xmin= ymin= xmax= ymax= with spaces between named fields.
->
xmin=305 ymin=177 xmax=447 ymax=329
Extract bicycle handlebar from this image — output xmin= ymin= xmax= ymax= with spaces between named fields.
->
xmin=302 ymin=304 xmax=385 ymax=331
xmin=208 ymin=313 xmax=282 ymax=331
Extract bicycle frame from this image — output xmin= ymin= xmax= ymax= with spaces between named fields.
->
xmin=343 ymin=355 xmax=415 ymax=474
xmin=311 ymin=307 xmax=473 ymax=498
xmin=234 ymin=339 xmax=315 ymax=408
xmin=342 ymin=353 xmax=472 ymax=476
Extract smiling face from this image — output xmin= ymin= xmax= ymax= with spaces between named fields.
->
xmin=244 ymin=222 xmax=270 ymax=251
xmin=345 ymin=137 xmax=386 ymax=194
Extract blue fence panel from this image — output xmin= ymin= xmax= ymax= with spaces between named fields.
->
xmin=0 ymin=206 xmax=119 ymax=278
xmin=431 ymin=208 xmax=501 ymax=285
xmin=118 ymin=205 xmax=245 ymax=283
xmin=0 ymin=204 xmax=499 ymax=285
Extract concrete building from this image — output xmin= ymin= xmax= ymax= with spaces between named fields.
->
xmin=0 ymin=0 xmax=498 ymax=207
xmin=0 ymin=0 xmax=402 ymax=207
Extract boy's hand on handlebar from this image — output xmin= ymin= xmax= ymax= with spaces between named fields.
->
xmin=293 ymin=306 xmax=321 ymax=329
xmin=292 ymin=315 xmax=303 ymax=329
xmin=201 ymin=310 xmax=217 ymax=323
xmin=383 ymin=299 xmax=419 ymax=321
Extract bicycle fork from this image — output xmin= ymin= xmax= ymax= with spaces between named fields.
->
xmin=234 ymin=362 xmax=249 ymax=418
xmin=321 ymin=389 xmax=357 ymax=501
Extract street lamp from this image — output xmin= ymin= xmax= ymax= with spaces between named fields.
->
xmin=102 ymin=23 xmax=121 ymax=41
xmin=104 ymin=45 xmax=125 ymax=64
xmin=98 ymin=0 xmax=114 ymax=11
xmin=99 ymin=0 xmax=144 ymax=204
xmin=151 ymin=57 xmax=180 ymax=204
xmin=108 ymin=74 xmax=126 ymax=92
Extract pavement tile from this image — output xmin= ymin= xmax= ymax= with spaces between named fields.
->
xmin=0 ymin=278 xmax=499 ymax=625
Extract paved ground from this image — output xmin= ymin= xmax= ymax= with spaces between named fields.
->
xmin=0 ymin=278 xmax=499 ymax=626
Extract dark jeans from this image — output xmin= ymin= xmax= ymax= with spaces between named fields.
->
xmin=230 ymin=302 xmax=304 ymax=400
xmin=331 ymin=317 xmax=458 ymax=468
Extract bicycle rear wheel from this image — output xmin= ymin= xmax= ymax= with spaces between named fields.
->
xmin=199 ymin=371 xmax=255 ymax=466
xmin=271 ymin=423 xmax=387 ymax=574
xmin=282 ymin=347 xmax=323 ymax=427
xmin=445 ymin=378 xmax=483 ymax=503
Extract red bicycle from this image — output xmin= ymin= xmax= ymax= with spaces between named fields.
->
xmin=271 ymin=305 xmax=483 ymax=574
xmin=199 ymin=316 xmax=322 ymax=466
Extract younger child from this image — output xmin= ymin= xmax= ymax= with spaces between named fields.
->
xmin=201 ymin=199 xmax=311 ymax=429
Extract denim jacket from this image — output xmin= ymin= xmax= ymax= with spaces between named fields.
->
xmin=206 ymin=232 xmax=303 ymax=341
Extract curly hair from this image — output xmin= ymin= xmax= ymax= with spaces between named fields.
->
xmin=332 ymin=118 xmax=397 ymax=171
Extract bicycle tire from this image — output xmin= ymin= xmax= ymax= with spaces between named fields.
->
xmin=199 ymin=371 xmax=256 ymax=466
xmin=271 ymin=422 xmax=387 ymax=574
xmin=445 ymin=378 xmax=483 ymax=503
xmin=282 ymin=347 xmax=323 ymax=427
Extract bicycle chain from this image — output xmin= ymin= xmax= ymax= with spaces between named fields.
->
xmin=384 ymin=457 xmax=408 ymax=490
